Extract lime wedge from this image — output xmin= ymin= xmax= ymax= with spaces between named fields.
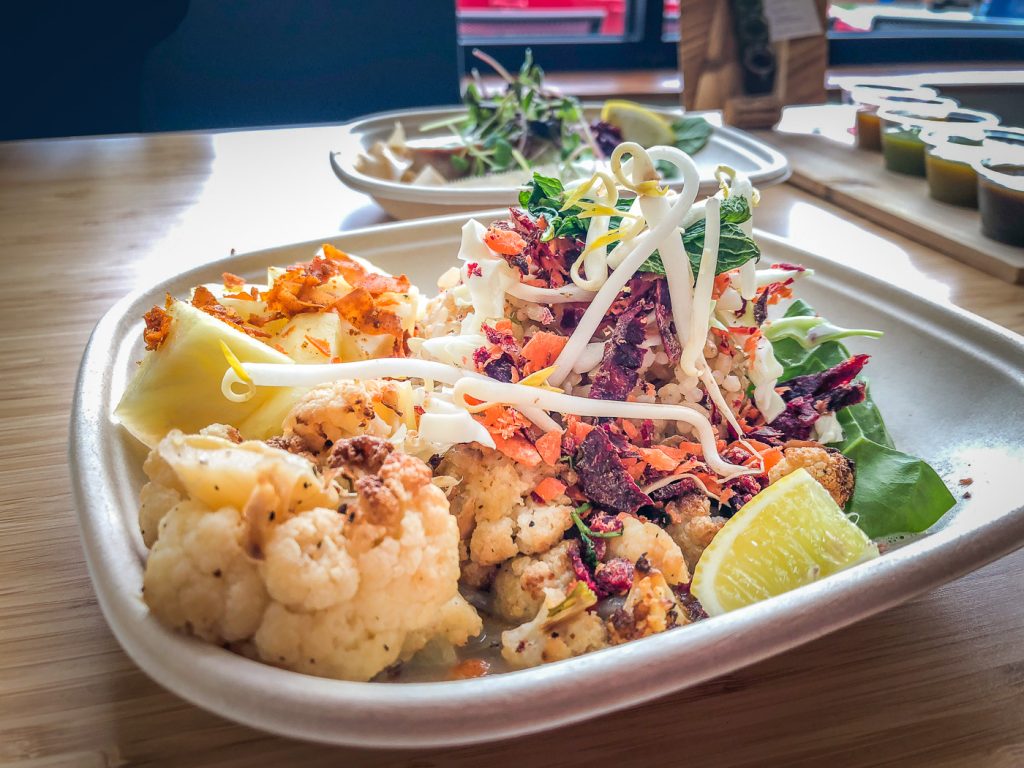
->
xmin=600 ymin=100 xmax=675 ymax=147
xmin=691 ymin=469 xmax=879 ymax=616
xmin=115 ymin=301 xmax=303 ymax=448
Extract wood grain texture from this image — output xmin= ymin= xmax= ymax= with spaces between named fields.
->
xmin=1 ymin=126 xmax=1023 ymax=768
xmin=756 ymin=107 xmax=1024 ymax=284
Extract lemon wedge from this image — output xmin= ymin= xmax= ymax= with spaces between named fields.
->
xmin=115 ymin=301 xmax=304 ymax=448
xmin=600 ymin=100 xmax=675 ymax=147
xmin=691 ymin=469 xmax=879 ymax=616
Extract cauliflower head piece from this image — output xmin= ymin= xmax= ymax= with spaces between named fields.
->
xmin=437 ymin=445 xmax=572 ymax=567
xmin=140 ymin=430 xmax=479 ymax=681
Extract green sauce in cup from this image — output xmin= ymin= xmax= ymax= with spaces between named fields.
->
xmin=880 ymin=103 xmax=996 ymax=177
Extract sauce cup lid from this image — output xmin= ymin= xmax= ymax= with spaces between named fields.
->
xmin=847 ymin=83 xmax=939 ymax=108
xmin=975 ymin=157 xmax=1024 ymax=193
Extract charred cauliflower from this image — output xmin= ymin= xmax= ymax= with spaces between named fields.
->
xmin=492 ymin=541 xmax=576 ymax=624
xmin=281 ymin=378 xmax=410 ymax=455
xmin=437 ymin=445 xmax=572 ymax=567
xmin=664 ymin=491 xmax=726 ymax=569
xmin=139 ymin=430 xmax=480 ymax=681
xmin=501 ymin=583 xmax=609 ymax=669
xmin=768 ymin=445 xmax=855 ymax=507
xmin=605 ymin=515 xmax=689 ymax=585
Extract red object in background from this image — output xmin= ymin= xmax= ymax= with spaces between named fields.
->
xmin=457 ymin=0 xmax=628 ymax=35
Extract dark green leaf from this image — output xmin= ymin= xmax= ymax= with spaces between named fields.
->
xmin=450 ymin=154 xmax=470 ymax=176
xmin=638 ymin=221 xmax=760 ymax=277
xmin=718 ymin=195 xmax=752 ymax=224
xmin=672 ymin=116 xmax=713 ymax=155
xmin=519 ymin=173 xmax=588 ymax=242
xmin=839 ymin=436 xmax=956 ymax=538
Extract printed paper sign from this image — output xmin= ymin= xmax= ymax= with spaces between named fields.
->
xmin=763 ymin=0 xmax=824 ymax=42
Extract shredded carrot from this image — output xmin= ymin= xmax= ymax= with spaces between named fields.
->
xmin=494 ymin=318 xmax=514 ymax=333
xmin=534 ymin=477 xmax=567 ymax=502
xmin=304 ymin=335 xmax=332 ymax=357
xmin=521 ymin=332 xmax=569 ymax=375
xmin=483 ymin=227 xmax=526 ymax=256
xmin=760 ymin=447 xmax=784 ymax=473
xmin=712 ymin=272 xmax=733 ymax=300
xmin=565 ymin=415 xmax=594 ymax=445
xmin=743 ymin=329 xmax=762 ymax=356
xmin=447 ymin=659 xmax=490 ymax=680
xmin=620 ymin=457 xmax=646 ymax=481
xmin=222 ymin=272 xmax=246 ymax=289
xmin=535 ymin=431 xmax=562 ymax=466
xmin=638 ymin=447 xmax=680 ymax=472
xmin=476 ymin=405 xmax=529 ymax=440
xmin=694 ymin=472 xmax=724 ymax=496
xmin=491 ymin=431 xmax=542 ymax=467
xmin=655 ymin=443 xmax=702 ymax=461
xmin=621 ymin=420 xmax=640 ymax=441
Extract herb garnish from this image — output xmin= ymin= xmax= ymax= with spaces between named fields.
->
xmin=571 ymin=502 xmax=623 ymax=569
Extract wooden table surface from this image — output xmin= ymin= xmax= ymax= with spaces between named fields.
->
xmin=1 ymin=126 xmax=1023 ymax=768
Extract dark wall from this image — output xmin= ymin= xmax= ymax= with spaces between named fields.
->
xmin=1 ymin=1 xmax=460 ymax=141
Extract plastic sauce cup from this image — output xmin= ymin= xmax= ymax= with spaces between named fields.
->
xmin=880 ymin=104 xmax=996 ymax=177
xmin=846 ymin=85 xmax=939 ymax=151
xmin=977 ymin=158 xmax=1024 ymax=246
xmin=924 ymin=126 xmax=1024 ymax=209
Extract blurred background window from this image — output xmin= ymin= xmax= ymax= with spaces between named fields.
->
xmin=455 ymin=0 xmax=680 ymax=71
xmin=455 ymin=0 xmax=1024 ymax=73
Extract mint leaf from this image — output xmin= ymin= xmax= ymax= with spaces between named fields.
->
xmin=638 ymin=221 xmax=760 ymax=277
xmin=672 ymin=116 xmax=713 ymax=155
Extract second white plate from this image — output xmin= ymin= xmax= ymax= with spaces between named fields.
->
xmin=329 ymin=105 xmax=790 ymax=219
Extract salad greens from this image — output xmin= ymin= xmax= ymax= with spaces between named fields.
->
xmin=638 ymin=196 xmax=760 ymax=276
xmin=571 ymin=502 xmax=622 ymax=569
xmin=449 ymin=50 xmax=713 ymax=179
xmin=672 ymin=116 xmax=714 ymax=156
xmin=773 ymin=301 xmax=955 ymax=538
xmin=519 ymin=173 xmax=761 ymax=275
xmin=457 ymin=50 xmax=589 ymax=177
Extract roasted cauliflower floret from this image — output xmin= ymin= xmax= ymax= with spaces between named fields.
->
xmin=137 ymin=428 xmax=334 ymax=547
xmin=492 ymin=541 xmax=576 ymax=624
xmin=606 ymin=515 xmax=689 ymax=585
xmin=143 ymin=501 xmax=269 ymax=643
xmin=664 ymin=491 xmax=726 ymax=569
xmin=501 ymin=583 xmax=609 ymax=669
xmin=140 ymin=432 xmax=480 ymax=682
xmin=438 ymin=445 xmax=572 ymax=567
xmin=515 ymin=503 xmax=572 ymax=555
xmin=282 ymin=379 xmax=408 ymax=454
xmin=769 ymin=445 xmax=855 ymax=507
xmin=253 ymin=444 xmax=480 ymax=680
xmin=606 ymin=566 xmax=686 ymax=645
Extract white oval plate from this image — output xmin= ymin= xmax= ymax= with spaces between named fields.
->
xmin=329 ymin=105 xmax=790 ymax=219
xmin=72 ymin=212 xmax=1024 ymax=748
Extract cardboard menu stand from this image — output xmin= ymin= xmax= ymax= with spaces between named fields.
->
xmin=678 ymin=0 xmax=828 ymax=128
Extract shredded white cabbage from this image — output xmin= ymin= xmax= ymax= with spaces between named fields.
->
xmin=749 ymin=335 xmax=786 ymax=422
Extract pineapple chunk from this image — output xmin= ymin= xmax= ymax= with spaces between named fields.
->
xmin=272 ymin=312 xmax=343 ymax=363
xmin=115 ymin=302 xmax=303 ymax=448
